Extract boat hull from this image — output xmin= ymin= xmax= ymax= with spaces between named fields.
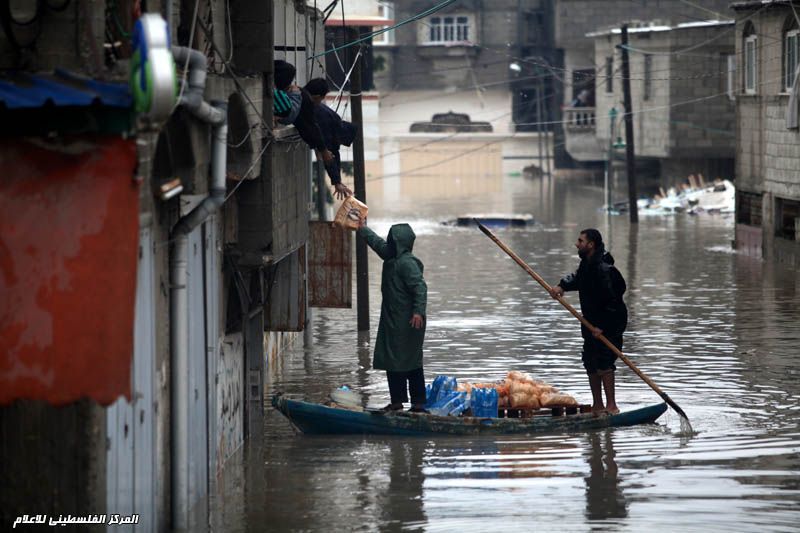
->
xmin=271 ymin=395 xmax=668 ymax=436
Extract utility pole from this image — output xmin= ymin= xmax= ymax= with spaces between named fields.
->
xmin=541 ymin=77 xmax=551 ymax=177
xmin=620 ymin=24 xmax=639 ymax=223
xmin=605 ymin=107 xmax=617 ymax=211
xmin=350 ymin=38 xmax=370 ymax=333
xmin=535 ymin=81 xmax=544 ymax=176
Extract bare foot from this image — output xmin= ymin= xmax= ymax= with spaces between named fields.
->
xmin=605 ymin=404 xmax=620 ymax=415
xmin=592 ymin=403 xmax=605 ymax=413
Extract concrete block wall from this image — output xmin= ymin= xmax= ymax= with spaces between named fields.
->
xmin=594 ymin=32 xmax=672 ymax=158
xmin=764 ymin=99 xmax=800 ymax=199
xmin=668 ymin=26 xmax=735 ymax=158
xmin=734 ymin=4 xmax=800 ymax=266
xmin=593 ymin=23 xmax=735 ymax=163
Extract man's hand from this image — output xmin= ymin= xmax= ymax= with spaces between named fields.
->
xmin=321 ymin=149 xmax=334 ymax=163
xmin=591 ymin=326 xmax=603 ymax=338
xmin=549 ymin=286 xmax=564 ymax=299
xmin=333 ymin=183 xmax=352 ymax=200
xmin=410 ymin=313 xmax=424 ymax=329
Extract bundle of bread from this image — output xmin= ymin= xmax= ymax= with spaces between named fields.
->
xmin=457 ymin=371 xmax=577 ymax=410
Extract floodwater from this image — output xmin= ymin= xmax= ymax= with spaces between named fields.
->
xmin=214 ymin=176 xmax=800 ymax=532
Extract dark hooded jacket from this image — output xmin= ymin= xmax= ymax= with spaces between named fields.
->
xmin=358 ymin=224 xmax=427 ymax=372
xmin=558 ymin=250 xmax=627 ymax=339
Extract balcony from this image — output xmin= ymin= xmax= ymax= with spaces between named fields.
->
xmin=564 ymin=107 xmax=596 ymax=132
xmin=563 ymin=106 xmax=605 ymax=162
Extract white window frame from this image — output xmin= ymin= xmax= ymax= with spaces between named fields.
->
xmin=785 ymin=28 xmax=799 ymax=92
xmin=420 ymin=13 xmax=474 ymax=45
xmin=744 ymin=34 xmax=757 ymax=94
xmin=373 ymin=2 xmax=395 ymax=46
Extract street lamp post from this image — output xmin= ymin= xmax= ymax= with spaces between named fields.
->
xmin=605 ymin=107 xmax=617 ymax=212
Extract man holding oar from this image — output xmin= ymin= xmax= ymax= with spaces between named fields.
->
xmin=549 ymin=229 xmax=627 ymax=414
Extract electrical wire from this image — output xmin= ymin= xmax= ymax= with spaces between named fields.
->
xmin=309 ymin=0 xmax=459 ymax=59
xmin=365 ymin=70 xmax=785 ymax=183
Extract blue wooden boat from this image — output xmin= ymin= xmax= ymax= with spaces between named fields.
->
xmin=271 ymin=394 xmax=668 ymax=436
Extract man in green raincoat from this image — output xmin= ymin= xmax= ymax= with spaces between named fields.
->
xmin=357 ymin=221 xmax=428 ymax=412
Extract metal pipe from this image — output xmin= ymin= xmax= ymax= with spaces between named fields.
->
xmin=169 ymin=45 xmax=228 ymax=531
xmin=171 ymin=46 xmax=226 ymax=125
xmin=169 ymin=233 xmax=189 ymax=530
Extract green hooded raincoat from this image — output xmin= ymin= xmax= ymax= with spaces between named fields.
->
xmin=358 ymin=224 xmax=427 ymax=372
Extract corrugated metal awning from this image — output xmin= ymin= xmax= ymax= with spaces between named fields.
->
xmin=0 ymin=69 xmax=132 ymax=109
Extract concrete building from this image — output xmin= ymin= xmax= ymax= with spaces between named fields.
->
xmin=363 ymin=0 xmax=557 ymax=186
xmin=0 ymin=1 xmax=326 ymax=530
xmin=587 ymin=20 xmax=736 ymax=187
xmin=732 ymin=0 xmax=800 ymax=266
xmin=554 ymin=0 xmax=733 ymax=169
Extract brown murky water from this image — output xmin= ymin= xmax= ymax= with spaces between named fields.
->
xmin=214 ymin=176 xmax=800 ymax=532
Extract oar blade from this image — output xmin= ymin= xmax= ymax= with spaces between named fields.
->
xmin=473 ymin=219 xmax=492 ymax=237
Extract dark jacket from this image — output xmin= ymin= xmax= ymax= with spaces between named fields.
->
xmin=292 ymin=88 xmax=326 ymax=152
xmin=358 ymin=224 xmax=427 ymax=372
xmin=314 ymin=103 xmax=356 ymax=151
xmin=314 ymin=103 xmax=356 ymax=185
xmin=558 ymin=251 xmax=627 ymax=338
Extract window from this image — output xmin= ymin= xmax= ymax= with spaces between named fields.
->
xmin=785 ymin=28 xmax=799 ymax=92
xmin=373 ymin=2 xmax=395 ymax=46
xmin=425 ymin=14 xmax=472 ymax=44
xmin=727 ymin=54 xmax=736 ymax=100
xmin=736 ymin=192 xmax=762 ymax=226
xmin=776 ymin=197 xmax=800 ymax=240
xmin=605 ymin=56 xmax=613 ymax=93
xmin=643 ymin=54 xmax=652 ymax=100
xmin=744 ymin=32 xmax=757 ymax=94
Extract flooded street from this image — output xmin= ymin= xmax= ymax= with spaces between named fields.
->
xmin=216 ymin=176 xmax=800 ymax=532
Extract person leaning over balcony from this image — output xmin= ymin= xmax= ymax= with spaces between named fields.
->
xmin=304 ymin=77 xmax=356 ymax=200
xmin=273 ymin=60 xmax=334 ymax=166
xmin=357 ymin=219 xmax=428 ymax=413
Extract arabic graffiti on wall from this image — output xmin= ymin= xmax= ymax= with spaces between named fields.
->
xmin=217 ymin=332 xmax=243 ymax=469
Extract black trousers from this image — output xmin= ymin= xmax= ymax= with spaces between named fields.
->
xmin=386 ymin=368 xmax=426 ymax=405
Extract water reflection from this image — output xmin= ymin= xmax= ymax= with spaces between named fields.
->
xmin=209 ymin=175 xmax=800 ymax=532
xmin=379 ymin=441 xmax=427 ymax=531
xmin=584 ymin=430 xmax=627 ymax=523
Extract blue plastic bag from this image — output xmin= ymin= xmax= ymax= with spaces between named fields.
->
xmin=470 ymin=387 xmax=499 ymax=418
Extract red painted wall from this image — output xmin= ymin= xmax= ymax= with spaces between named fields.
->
xmin=0 ymin=136 xmax=139 ymax=406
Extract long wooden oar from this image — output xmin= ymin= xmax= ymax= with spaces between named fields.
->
xmin=475 ymin=220 xmax=690 ymax=423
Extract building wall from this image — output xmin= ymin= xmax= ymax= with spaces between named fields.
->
xmin=669 ymin=27 xmax=736 ymax=159
xmin=554 ymin=0 xmax=734 ymax=106
xmin=1 ymin=1 xmax=319 ymax=530
xmin=387 ymin=0 xmax=551 ymax=90
xmin=734 ymin=4 xmax=800 ymax=266
xmin=594 ymin=24 xmax=735 ymax=163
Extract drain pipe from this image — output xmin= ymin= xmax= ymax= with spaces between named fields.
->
xmin=169 ymin=45 xmax=227 ymax=531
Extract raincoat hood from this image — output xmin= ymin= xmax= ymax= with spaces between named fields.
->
xmin=387 ymin=223 xmax=416 ymax=256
